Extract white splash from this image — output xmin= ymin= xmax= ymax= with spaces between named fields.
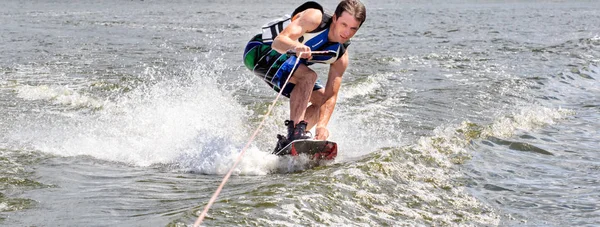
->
xmin=11 ymin=60 xmax=286 ymax=175
xmin=16 ymin=84 xmax=106 ymax=109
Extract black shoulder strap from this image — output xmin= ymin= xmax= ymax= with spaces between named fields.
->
xmin=338 ymin=41 xmax=351 ymax=60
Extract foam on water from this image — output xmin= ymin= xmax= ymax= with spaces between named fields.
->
xmin=483 ymin=106 xmax=574 ymax=139
xmin=338 ymin=72 xmax=393 ymax=100
xmin=335 ymin=104 xmax=575 ymax=225
xmin=414 ymin=104 xmax=573 ymax=168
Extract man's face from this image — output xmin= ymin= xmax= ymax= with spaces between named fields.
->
xmin=330 ymin=11 xmax=361 ymax=43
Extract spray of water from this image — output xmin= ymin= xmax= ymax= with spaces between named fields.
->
xmin=9 ymin=59 xmax=292 ymax=175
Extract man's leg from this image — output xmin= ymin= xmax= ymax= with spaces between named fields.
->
xmin=287 ymin=64 xmax=317 ymax=127
xmin=303 ymin=88 xmax=325 ymax=130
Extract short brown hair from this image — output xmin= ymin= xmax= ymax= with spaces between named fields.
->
xmin=334 ymin=0 xmax=366 ymax=27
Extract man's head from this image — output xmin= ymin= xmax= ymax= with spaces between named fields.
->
xmin=330 ymin=0 xmax=366 ymax=43
xmin=334 ymin=0 xmax=366 ymax=27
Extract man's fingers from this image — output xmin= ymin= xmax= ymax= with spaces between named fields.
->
xmin=293 ymin=45 xmax=312 ymax=59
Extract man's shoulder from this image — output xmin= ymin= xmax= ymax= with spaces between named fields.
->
xmin=292 ymin=1 xmax=324 ymax=18
xmin=294 ymin=8 xmax=323 ymax=32
xmin=301 ymin=8 xmax=324 ymax=22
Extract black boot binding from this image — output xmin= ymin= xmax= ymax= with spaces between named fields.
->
xmin=273 ymin=120 xmax=295 ymax=155
xmin=273 ymin=120 xmax=312 ymax=155
xmin=290 ymin=120 xmax=311 ymax=141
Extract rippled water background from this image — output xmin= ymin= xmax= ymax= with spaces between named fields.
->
xmin=1 ymin=0 xmax=599 ymax=226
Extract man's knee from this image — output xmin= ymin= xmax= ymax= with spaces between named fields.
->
xmin=304 ymin=70 xmax=318 ymax=81
xmin=310 ymin=89 xmax=326 ymax=105
xmin=290 ymin=67 xmax=317 ymax=84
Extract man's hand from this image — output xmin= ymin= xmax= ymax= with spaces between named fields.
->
xmin=315 ymin=127 xmax=329 ymax=140
xmin=293 ymin=45 xmax=312 ymax=59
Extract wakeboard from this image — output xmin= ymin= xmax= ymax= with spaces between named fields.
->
xmin=275 ymin=139 xmax=337 ymax=160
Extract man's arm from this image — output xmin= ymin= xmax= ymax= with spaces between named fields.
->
xmin=315 ymin=51 xmax=349 ymax=140
xmin=271 ymin=9 xmax=322 ymax=59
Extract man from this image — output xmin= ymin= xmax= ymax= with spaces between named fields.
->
xmin=243 ymin=0 xmax=366 ymax=153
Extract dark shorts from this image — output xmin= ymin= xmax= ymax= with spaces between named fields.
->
xmin=243 ymin=34 xmax=324 ymax=98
